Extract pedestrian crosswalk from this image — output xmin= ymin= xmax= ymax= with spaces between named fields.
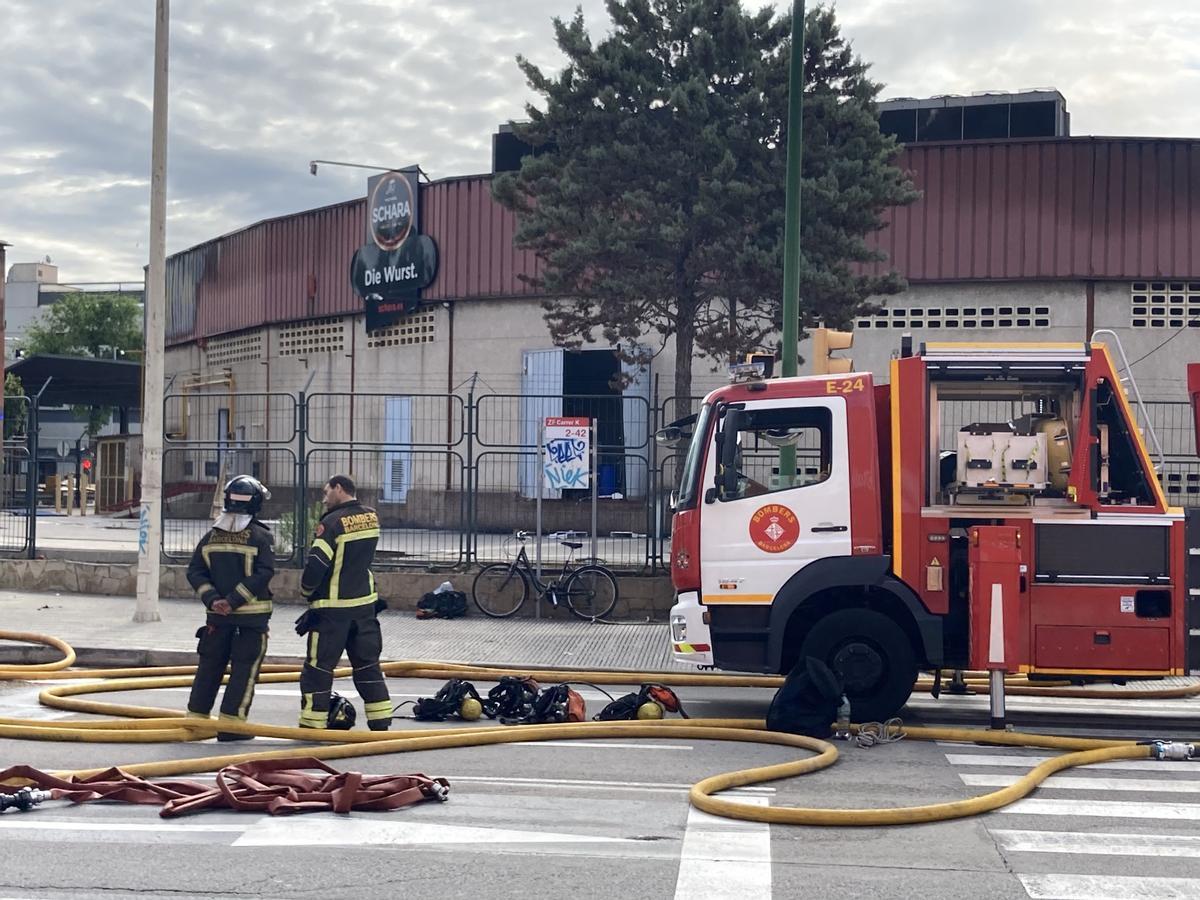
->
xmin=944 ymin=743 xmax=1200 ymax=899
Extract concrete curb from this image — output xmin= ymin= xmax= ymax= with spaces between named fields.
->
xmin=0 ymin=646 xmax=686 ymax=675
xmin=0 ymin=558 xmax=676 ymax=621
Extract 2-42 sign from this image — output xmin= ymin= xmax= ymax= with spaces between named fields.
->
xmin=543 ymin=417 xmax=591 ymax=490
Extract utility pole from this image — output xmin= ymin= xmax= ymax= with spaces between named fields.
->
xmin=779 ymin=0 xmax=806 ymax=481
xmin=135 ymin=0 xmax=168 ymax=623
xmin=780 ymin=0 xmax=806 ymax=379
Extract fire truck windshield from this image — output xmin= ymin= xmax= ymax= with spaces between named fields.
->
xmin=675 ymin=403 xmax=713 ymax=510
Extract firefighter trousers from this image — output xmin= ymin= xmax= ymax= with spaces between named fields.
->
xmin=299 ymin=613 xmax=391 ymax=730
xmin=186 ymin=623 xmax=269 ymax=726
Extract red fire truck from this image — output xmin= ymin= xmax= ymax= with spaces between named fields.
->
xmin=667 ymin=341 xmax=1200 ymax=721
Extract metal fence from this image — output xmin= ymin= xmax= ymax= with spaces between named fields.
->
xmin=5 ymin=386 xmax=1195 ymax=566
xmin=0 ymin=396 xmax=37 ymax=557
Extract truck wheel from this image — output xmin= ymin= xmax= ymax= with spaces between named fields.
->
xmin=798 ymin=609 xmax=918 ymax=723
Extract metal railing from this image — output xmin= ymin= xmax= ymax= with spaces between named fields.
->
xmin=7 ymin=388 xmax=1196 ymax=566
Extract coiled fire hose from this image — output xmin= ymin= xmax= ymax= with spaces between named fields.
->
xmin=1 ymin=629 xmax=1196 ymax=826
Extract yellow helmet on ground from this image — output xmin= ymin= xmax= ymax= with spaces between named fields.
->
xmin=636 ymin=701 xmax=664 ymax=720
xmin=460 ymin=697 xmax=483 ymax=720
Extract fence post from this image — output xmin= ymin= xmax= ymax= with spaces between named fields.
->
xmin=295 ymin=390 xmax=307 ymax=564
xmin=647 ymin=391 xmax=659 ymax=573
xmin=465 ymin=378 xmax=477 ymax=566
xmin=590 ymin=418 xmax=598 ymax=564
xmin=26 ymin=397 xmax=39 ymax=559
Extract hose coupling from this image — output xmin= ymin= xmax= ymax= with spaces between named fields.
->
xmin=0 ymin=787 xmax=53 ymax=813
xmin=1150 ymin=741 xmax=1197 ymax=761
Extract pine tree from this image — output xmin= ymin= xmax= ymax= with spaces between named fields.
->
xmin=494 ymin=1 xmax=918 ymax=416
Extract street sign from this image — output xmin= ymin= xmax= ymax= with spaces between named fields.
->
xmin=543 ymin=417 xmax=591 ymax=491
xmin=57 ymin=440 xmax=70 ymax=458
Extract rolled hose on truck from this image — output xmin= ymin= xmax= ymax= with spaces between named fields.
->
xmin=1 ymin=629 xmax=1196 ymax=827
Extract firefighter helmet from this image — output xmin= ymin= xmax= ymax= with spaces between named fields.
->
xmin=223 ymin=475 xmax=270 ymax=516
xmin=636 ymin=701 xmax=665 ymax=720
xmin=327 ymin=692 xmax=357 ymax=730
xmin=459 ymin=697 xmax=483 ymax=720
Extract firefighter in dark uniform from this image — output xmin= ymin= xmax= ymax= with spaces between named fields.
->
xmin=185 ymin=475 xmax=275 ymax=741
xmin=297 ymin=473 xmax=392 ymax=731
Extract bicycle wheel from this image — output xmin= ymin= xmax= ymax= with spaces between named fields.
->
xmin=472 ymin=563 xmax=530 ymax=618
xmin=563 ymin=565 xmax=618 ymax=620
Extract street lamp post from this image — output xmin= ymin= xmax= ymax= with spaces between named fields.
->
xmin=781 ymin=0 xmax=806 ymax=380
xmin=308 ymin=160 xmax=428 ymax=180
xmin=779 ymin=0 xmax=806 ymax=482
xmin=135 ymin=0 xmax=169 ymax=623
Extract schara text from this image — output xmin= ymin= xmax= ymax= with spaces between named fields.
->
xmin=372 ymin=201 xmax=411 ymax=224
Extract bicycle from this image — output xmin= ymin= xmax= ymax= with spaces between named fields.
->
xmin=471 ymin=531 xmax=619 ymax=620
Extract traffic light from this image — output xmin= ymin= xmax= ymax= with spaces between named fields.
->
xmin=811 ymin=327 xmax=853 ymax=376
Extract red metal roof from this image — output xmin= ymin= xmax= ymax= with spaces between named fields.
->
xmin=865 ymin=137 xmax=1200 ymax=282
xmin=167 ymin=137 xmax=1200 ymax=345
xmin=167 ymin=175 xmax=543 ymax=345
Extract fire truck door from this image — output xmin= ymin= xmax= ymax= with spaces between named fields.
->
xmin=699 ymin=396 xmax=852 ymax=605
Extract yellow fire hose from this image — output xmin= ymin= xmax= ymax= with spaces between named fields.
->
xmin=1 ymin=629 xmax=1195 ymax=827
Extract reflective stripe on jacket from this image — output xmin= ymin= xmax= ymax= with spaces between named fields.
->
xmin=186 ymin=521 xmax=275 ymax=627
xmin=300 ymin=501 xmax=380 ymax=614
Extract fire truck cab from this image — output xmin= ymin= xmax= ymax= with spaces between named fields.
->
xmin=668 ymin=342 xmax=1199 ymax=721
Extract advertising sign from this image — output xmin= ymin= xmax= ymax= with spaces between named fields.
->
xmin=349 ymin=167 xmax=440 ymax=330
xmin=543 ymin=417 xmax=591 ymax=491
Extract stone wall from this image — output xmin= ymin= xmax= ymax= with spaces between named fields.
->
xmin=0 ymin=558 xmax=675 ymax=620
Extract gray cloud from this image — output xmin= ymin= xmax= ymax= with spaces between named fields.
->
xmin=1 ymin=0 xmax=1195 ymax=282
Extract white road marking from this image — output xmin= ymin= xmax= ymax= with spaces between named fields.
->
xmin=156 ymin=687 xmax=361 ymax=699
xmin=674 ymin=795 xmax=770 ymax=900
xmin=445 ymin=774 xmax=772 ymax=794
xmin=0 ymin=819 xmax=252 ymax=844
xmin=999 ymin=798 xmax=1200 ymax=820
xmin=1019 ymin=873 xmax=1200 ymax=899
xmin=945 ymin=753 xmax=1182 ymax=772
xmin=0 ymin=821 xmax=246 ymax=833
xmin=994 ymin=829 xmax=1200 ymax=858
xmin=233 ymin=815 xmax=637 ymax=848
xmin=910 ymin=699 xmax=1198 ymax=717
xmin=962 ymin=773 xmax=1200 ymax=793
xmin=512 ymin=741 xmax=693 ymax=750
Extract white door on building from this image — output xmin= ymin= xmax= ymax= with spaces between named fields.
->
xmin=519 ymin=349 xmax=563 ymax=499
xmin=620 ymin=349 xmax=650 ymax=499
xmin=382 ymin=395 xmax=412 ymax=504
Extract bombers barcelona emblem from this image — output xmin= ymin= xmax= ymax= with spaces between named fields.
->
xmin=749 ymin=504 xmax=799 ymax=553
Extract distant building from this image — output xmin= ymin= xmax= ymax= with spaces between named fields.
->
xmin=3 ymin=261 xmax=144 ymax=361
xmin=2 ymin=259 xmax=144 ymax=477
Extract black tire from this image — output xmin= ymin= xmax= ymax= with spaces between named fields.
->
xmin=472 ymin=563 xmax=530 ymax=618
xmin=798 ymin=608 xmax=918 ymax=723
xmin=563 ymin=565 xmax=619 ymax=620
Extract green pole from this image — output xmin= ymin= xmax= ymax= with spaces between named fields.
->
xmin=780 ymin=0 xmax=805 ymax=379
xmin=779 ymin=1 xmax=805 ymax=483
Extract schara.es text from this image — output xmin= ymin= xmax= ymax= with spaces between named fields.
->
xmin=362 ymin=263 xmax=418 ymax=285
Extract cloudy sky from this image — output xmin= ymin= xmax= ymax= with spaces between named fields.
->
xmin=2 ymin=0 xmax=1197 ymax=282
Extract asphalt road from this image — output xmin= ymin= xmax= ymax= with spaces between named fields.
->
xmin=3 ymin=676 xmax=1200 ymax=900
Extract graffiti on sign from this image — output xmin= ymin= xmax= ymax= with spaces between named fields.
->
xmin=543 ymin=417 xmax=591 ymax=491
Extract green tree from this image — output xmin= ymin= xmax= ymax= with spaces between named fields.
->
xmin=4 ymin=372 xmax=27 ymax=439
xmin=24 ymin=291 xmax=143 ymax=436
xmin=494 ymin=1 xmax=918 ymax=415
xmin=25 ymin=291 xmax=142 ymax=358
